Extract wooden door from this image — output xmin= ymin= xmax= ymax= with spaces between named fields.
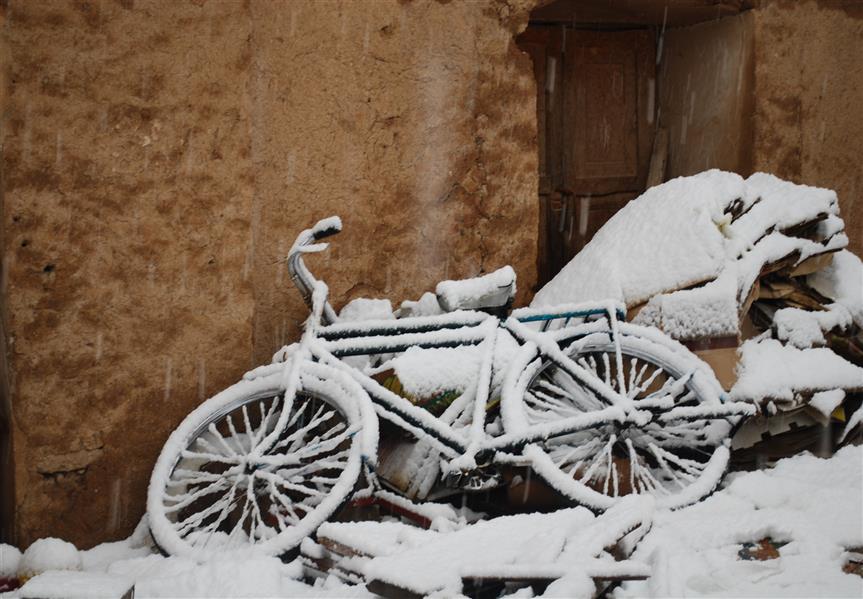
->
xmin=519 ymin=27 xmax=656 ymax=286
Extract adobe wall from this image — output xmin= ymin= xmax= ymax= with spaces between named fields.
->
xmin=752 ymin=0 xmax=863 ymax=256
xmin=246 ymin=1 xmax=540 ymax=363
xmin=1 ymin=0 xmax=259 ymax=547
xmin=0 ymin=0 xmax=539 ymax=548
xmin=660 ymin=2 xmax=862 ymax=257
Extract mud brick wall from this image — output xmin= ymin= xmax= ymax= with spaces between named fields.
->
xmin=661 ymin=1 xmax=862 ymax=256
xmin=0 ymin=0 xmax=539 ymax=547
xmin=751 ymin=0 xmax=863 ymax=257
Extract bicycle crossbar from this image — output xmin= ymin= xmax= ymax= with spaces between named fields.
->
xmin=317 ymin=311 xmax=491 ymax=341
xmin=321 ymin=325 xmax=489 ymax=358
xmin=516 ymin=308 xmax=618 ymax=323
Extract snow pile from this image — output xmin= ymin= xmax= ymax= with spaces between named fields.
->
xmin=729 ymin=172 xmax=841 ymax=257
xmin=731 ymin=338 xmax=863 ymax=405
xmin=18 ymin=538 xmax=81 ymax=578
xmin=616 ymin=446 xmax=863 ymax=598
xmin=772 ymin=303 xmax=853 ymax=349
xmin=318 ymin=495 xmax=652 ymax=597
xmin=809 ymin=250 xmax=863 ymax=328
xmin=533 ymin=170 xmax=748 ymax=309
xmin=0 ymin=545 xmax=21 ymax=578
xmin=18 ymin=571 xmax=132 ymax=599
xmin=534 ymin=170 xmax=849 ymax=343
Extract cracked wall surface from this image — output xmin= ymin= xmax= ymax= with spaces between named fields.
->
xmin=1 ymin=0 xmax=539 ymax=548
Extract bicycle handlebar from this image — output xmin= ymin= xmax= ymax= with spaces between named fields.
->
xmin=288 ymin=216 xmax=342 ymax=325
xmin=311 ymin=216 xmax=342 ymax=241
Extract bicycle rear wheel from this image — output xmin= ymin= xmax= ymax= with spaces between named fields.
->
xmin=147 ymin=362 xmax=364 ymax=561
xmin=509 ymin=322 xmax=733 ymax=510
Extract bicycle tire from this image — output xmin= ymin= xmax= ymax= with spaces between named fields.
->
xmin=147 ymin=361 xmax=364 ymax=561
xmin=506 ymin=322 xmax=732 ymax=510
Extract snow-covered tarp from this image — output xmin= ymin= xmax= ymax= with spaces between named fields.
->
xmin=532 ymin=170 xmax=751 ymax=310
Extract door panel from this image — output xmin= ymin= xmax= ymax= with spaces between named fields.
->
xmin=570 ymin=40 xmax=638 ymax=188
xmin=519 ymin=26 xmax=656 ymax=286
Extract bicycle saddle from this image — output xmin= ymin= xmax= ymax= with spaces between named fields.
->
xmin=435 ymin=266 xmax=517 ymax=316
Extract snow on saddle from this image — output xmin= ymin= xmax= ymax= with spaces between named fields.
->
xmin=436 ymin=266 xmax=517 ymax=316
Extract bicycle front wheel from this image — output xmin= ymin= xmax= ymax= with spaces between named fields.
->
xmin=147 ymin=361 xmax=364 ymax=561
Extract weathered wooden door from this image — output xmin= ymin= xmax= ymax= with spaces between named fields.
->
xmin=519 ymin=27 xmax=656 ymax=286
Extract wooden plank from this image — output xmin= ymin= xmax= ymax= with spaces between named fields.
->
xmin=636 ymin=30 xmax=657 ymax=189
xmin=646 ymin=127 xmax=668 ymax=188
xmin=529 ymin=0 xmax=750 ymax=27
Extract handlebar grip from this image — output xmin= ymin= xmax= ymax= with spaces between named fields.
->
xmin=311 ymin=216 xmax=342 ymax=241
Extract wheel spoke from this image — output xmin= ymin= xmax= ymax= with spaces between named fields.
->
xmin=165 ymin=477 xmax=232 ymax=513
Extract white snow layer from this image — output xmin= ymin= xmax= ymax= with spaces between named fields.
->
xmin=18 ymin=571 xmax=132 ymax=599
xmin=809 ymin=249 xmax=863 ymax=328
xmin=385 ymin=330 xmax=520 ymax=398
xmin=0 ymin=545 xmax=21 ymax=577
xmin=732 ymin=338 xmax=863 ymax=402
xmin=357 ymin=494 xmax=652 ymax=596
xmin=532 ymin=170 xmax=743 ymax=309
xmin=728 ymin=172 xmax=839 ymax=256
xmin=18 ymin=538 xmax=81 ymax=576
xmin=615 ymin=446 xmax=863 ymax=599
xmin=535 ymin=170 xmax=850 ymax=342
xmin=436 ymin=265 xmax=516 ymax=311
xmin=633 ymin=266 xmax=740 ymax=340
xmin=808 ymin=389 xmax=846 ymax=419
xmin=2 ymin=449 xmax=861 ymax=597
xmin=338 ymin=298 xmax=394 ymax=322
xmin=773 ymin=303 xmax=853 ymax=348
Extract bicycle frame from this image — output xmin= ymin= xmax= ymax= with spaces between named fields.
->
xmin=281 ymin=217 xmax=729 ymax=477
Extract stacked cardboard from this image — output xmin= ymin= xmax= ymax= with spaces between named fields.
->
xmin=618 ymin=173 xmax=863 ymax=462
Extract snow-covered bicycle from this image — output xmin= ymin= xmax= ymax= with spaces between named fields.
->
xmin=147 ymin=216 xmax=755 ymax=561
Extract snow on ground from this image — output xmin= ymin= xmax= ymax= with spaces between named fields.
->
xmin=616 ymin=445 xmax=863 ymax=599
xmin=3 ymin=447 xmax=861 ymax=598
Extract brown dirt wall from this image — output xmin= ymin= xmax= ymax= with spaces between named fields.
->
xmin=247 ymin=1 xmax=540 ymax=363
xmin=2 ymin=0 xmax=260 ymax=547
xmin=752 ymin=0 xmax=863 ymax=255
xmin=0 ymin=0 xmax=540 ymax=548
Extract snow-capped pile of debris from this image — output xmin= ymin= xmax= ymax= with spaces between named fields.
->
xmin=533 ymin=170 xmax=863 ymax=460
xmin=2 ymin=447 xmax=860 ymax=598
xmin=305 ymin=494 xmax=652 ymax=597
